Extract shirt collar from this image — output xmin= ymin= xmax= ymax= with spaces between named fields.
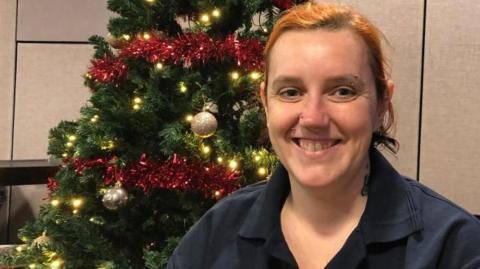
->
xmin=238 ymin=149 xmax=423 ymax=244
xmin=359 ymin=149 xmax=423 ymax=243
xmin=238 ymin=164 xmax=290 ymax=239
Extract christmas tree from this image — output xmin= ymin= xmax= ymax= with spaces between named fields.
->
xmin=1 ymin=0 xmax=305 ymax=268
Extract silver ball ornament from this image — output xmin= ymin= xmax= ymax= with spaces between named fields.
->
xmin=191 ymin=111 xmax=218 ymax=138
xmin=102 ymin=186 xmax=128 ymax=210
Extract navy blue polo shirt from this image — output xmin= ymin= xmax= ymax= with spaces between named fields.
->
xmin=167 ymin=150 xmax=480 ymax=268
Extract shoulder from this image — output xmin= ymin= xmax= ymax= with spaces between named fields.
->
xmin=206 ymin=180 xmax=267 ymax=222
xmin=404 ymin=177 xmax=480 ymax=267
xmin=218 ymin=180 xmax=268 ymax=208
xmin=405 ymin=177 xmax=480 ymax=226
xmin=189 ymin=179 xmax=267 ymax=234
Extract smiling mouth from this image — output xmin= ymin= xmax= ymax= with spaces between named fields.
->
xmin=293 ymin=138 xmax=341 ymax=153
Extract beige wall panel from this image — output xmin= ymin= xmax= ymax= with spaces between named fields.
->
xmin=0 ymin=0 xmax=17 ymax=160
xmin=421 ymin=1 xmax=480 ymax=213
xmin=331 ymin=0 xmax=424 ymax=178
xmin=17 ymin=0 xmax=112 ymax=42
xmin=8 ymin=184 xmax=48 ymax=242
xmin=13 ymin=44 xmax=92 ymax=159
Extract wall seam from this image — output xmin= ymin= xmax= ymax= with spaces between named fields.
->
xmin=416 ymin=0 xmax=428 ymax=182
xmin=7 ymin=0 xmax=20 ymax=244
xmin=17 ymin=40 xmax=90 ymax=45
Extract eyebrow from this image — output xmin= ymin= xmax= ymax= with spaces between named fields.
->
xmin=270 ymin=74 xmax=365 ymax=90
xmin=270 ymin=76 xmax=304 ymax=90
xmin=327 ymin=74 xmax=361 ymax=84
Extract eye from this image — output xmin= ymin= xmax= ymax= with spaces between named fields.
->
xmin=329 ymin=86 xmax=357 ymax=102
xmin=278 ymin=88 xmax=302 ymax=100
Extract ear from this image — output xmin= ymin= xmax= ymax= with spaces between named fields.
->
xmin=259 ymin=81 xmax=269 ymax=125
xmin=379 ymin=80 xmax=394 ymax=114
xmin=259 ymin=81 xmax=268 ymax=111
xmin=376 ymin=80 xmax=394 ymax=129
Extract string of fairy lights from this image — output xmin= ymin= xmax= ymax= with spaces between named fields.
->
xmin=69 ymin=38 xmax=269 ymax=179
xmin=18 ymin=3 xmax=275 ymax=268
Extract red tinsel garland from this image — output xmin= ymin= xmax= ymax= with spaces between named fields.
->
xmin=169 ymin=33 xmax=222 ymax=68
xmin=88 ymin=57 xmax=127 ymax=84
xmin=221 ymin=35 xmax=265 ymax=70
xmin=272 ymin=0 xmax=295 ymax=10
xmin=87 ymin=33 xmax=264 ymax=84
xmin=72 ymin=154 xmax=240 ymax=199
xmin=47 ymin=177 xmax=59 ymax=195
xmin=120 ymin=33 xmax=264 ymax=70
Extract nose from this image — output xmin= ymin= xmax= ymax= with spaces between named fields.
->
xmin=299 ymin=97 xmax=331 ymax=129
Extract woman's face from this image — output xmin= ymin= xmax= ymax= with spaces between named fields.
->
xmin=262 ymin=29 xmax=389 ymax=190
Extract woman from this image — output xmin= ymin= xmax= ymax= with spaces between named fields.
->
xmin=167 ymin=2 xmax=480 ymax=268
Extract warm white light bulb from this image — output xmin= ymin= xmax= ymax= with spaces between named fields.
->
xmin=50 ymin=259 xmax=64 ymax=269
xmin=212 ymin=9 xmax=221 ymax=18
xmin=230 ymin=72 xmax=240 ymax=80
xmin=258 ymin=167 xmax=267 ymax=176
xmin=250 ymin=71 xmax=261 ymax=80
xmin=155 ymin=62 xmax=164 ymax=70
xmin=229 ymin=160 xmax=238 ymax=170
xmin=200 ymin=14 xmax=210 ymax=23
xmin=51 ymin=199 xmax=60 ymax=207
xmin=72 ymin=198 xmax=83 ymax=208
xmin=202 ymin=145 xmax=211 ymax=154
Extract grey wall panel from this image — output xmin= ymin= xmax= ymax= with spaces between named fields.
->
xmin=0 ymin=0 xmax=17 ymax=160
xmin=17 ymin=0 xmax=112 ymax=42
xmin=0 ymin=186 xmax=10 ymax=243
xmin=421 ymin=1 xmax=480 ymax=213
xmin=8 ymin=184 xmax=48 ymax=243
xmin=13 ymin=44 xmax=92 ymax=159
xmin=332 ymin=0 xmax=424 ymax=178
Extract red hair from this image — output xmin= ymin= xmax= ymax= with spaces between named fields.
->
xmin=263 ymin=2 xmax=398 ymax=153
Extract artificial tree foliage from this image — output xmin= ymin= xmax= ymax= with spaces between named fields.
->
xmin=0 ymin=0 xmax=305 ymax=268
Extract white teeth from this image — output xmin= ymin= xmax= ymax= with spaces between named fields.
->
xmin=298 ymin=139 xmax=336 ymax=152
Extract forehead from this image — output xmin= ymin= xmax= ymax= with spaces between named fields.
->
xmin=267 ymin=28 xmax=372 ymax=81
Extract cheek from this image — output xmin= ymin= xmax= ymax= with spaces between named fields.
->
xmin=335 ymin=103 xmax=378 ymax=136
xmin=266 ymin=103 xmax=298 ymax=135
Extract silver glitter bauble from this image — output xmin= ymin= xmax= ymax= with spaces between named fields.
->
xmin=102 ymin=186 xmax=128 ymax=210
xmin=191 ymin=111 xmax=218 ymax=138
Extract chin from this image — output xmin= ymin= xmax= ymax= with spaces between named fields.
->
xmin=287 ymin=165 xmax=342 ymax=189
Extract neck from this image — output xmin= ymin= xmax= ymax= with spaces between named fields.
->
xmin=282 ymin=169 xmax=369 ymax=234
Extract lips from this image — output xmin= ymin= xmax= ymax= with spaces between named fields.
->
xmin=293 ymin=138 xmax=341 ymax=153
